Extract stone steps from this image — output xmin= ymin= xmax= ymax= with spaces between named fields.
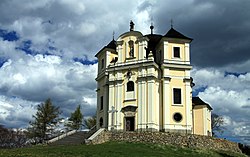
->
xmin=49 ymin=131 xmax=88 ymax=146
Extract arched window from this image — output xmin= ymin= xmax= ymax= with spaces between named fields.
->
xmin=127 ymin=81 xmax=134 ymax=92
xmin=99 ymin=117 xmax=103 ymax=127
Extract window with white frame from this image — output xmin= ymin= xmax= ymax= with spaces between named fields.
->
xmin=173 ymin=88 xmax=182 ymax=104
xmin=127 ymin=81 xmax=134 ymax=92
xmin=173 ymin=47 xmax=180 ymax=58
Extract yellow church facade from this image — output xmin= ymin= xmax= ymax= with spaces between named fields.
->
xmin=95 ymin=21 xmax=212 ymax=136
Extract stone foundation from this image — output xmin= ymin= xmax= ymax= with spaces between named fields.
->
xmin=88 ymin=130 xmax=242 ymax=153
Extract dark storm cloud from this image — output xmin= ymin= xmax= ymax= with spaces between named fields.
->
xmin=152 ymin=0 xmax=250 ymax=69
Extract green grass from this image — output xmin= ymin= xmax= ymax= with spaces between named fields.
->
xmin=0 ymin=142 xmax=245 ymax=157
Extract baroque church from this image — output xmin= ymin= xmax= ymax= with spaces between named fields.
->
xmin=95 ymin=21 xmax=212 ymax=136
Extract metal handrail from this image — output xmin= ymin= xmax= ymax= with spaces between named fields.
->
xmin=47 ymin=130 xmax=77 ymax=144
xmin=85 ymin=125 xmax=97 ymax=139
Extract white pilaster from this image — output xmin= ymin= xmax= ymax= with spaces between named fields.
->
xmin=155 ymin=81 xmax=160 ymax=129
xmin=106 ymin=51 xmax=111 ymax=67
xmin=185 ymin=80 xmax=192 ymax=132
xmin=104 ymin=82 xmax=109 ymax=128
xmin=163 ymin=79 xmax=170 ymax=130
xmin=137 ymin=77 xmax=146 ymax=130
xmin=138 ymin=80 xmax=142 ymax=129
xmin=203 ymin=108 xmax=207 ymax=135
xmin=163 ymin=41 xmax=169 ymax=60
xmin=185 ymin=43 xmax=190 ymax=64
xmin=147 ymin=79 xmax=155 ymax=129
xmin=138 ymin=40 xmax=147 ymax=60
xmin=117 ymin=44 xmax=123 ymax=63
xmin=116 ymin=82 xmax=123 ymax=130
xmin=108 ymin=83 xmax=115 ymax=130
xmin=96 ymin=91 xmax=100 ymax=129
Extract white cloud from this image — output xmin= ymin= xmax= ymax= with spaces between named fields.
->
xmin=78 ymin=22 xmax=96 ymax=37
xmin=0 ymin=95 xmax=38 ymax=127
xmin=0 ymin=39 xmax=24 ymax=60
xmin=59 ymin=0 xmax=86 ymax=15
xmin=192 ymin=68 xmax=250 ymax=144
xmin=0 ymin=52 xmax=97 ymax=128
xmin=11 ymin=17 xmax=48 ymax=44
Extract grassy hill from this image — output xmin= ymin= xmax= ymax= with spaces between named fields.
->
xmin=0 ymin=142 xmax=246 ymax=157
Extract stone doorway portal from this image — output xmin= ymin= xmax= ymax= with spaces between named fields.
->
xmin=125 ymin=117 xmax=135 ymax=131
xmin=121 ymin=105 xmax=137 ymax=132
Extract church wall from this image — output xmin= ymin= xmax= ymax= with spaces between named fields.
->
xmin=97 ymin=53 xmax=105 ymax=74
xmin=95 ymin=25 xmax=210 ymax=135
xmin=108 ymin=52 xmax=118 ymax=66
xmin=203 ymin=107 xmax=208 ymax=135
xmin=207 ymin=108 xmax=212 ymax=135
xmin=167 ymin=43 xmax=185 ymax=61
xmin=96 ymin=63 xmax=110 ymax=129
xmin=108 ymin=67 xmax=141 ymax=131
xmin=193 ymin=106 xmax=205 ymax=135
xmin=120 ymin=36 xmax=138 ymax=62
xmin=97 ymin=50 xmax=116 ymax=74
xmin=169 ymin=69 xmax=185 ymax=77
xmin=163 ymin=73 xmax=192 ymax=132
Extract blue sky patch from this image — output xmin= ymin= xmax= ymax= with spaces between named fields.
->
xmin=16 ymin=40 xmax=39 ymax=56
xmin=0 ymin=57 xmax=8 ymax=67
xmin=224 ymin=71 xmax=247 ymax=77
xmin=73 ymin=57 xmax=97 ymax=65
xmin=46 ymin=39 xmax=57 ymax=51
xmin=0 ymin=29 xmax=19 ymax=41
xmin=48 ymin=46 xmax=57 ymax=51
xmin=192 ymin=86 xmax=207 ymax=96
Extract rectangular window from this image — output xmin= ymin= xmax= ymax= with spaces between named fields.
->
xmin=173 ymin=47 xmax=180 ymax=58
xmin=101 ymin=59 xmax=104 ymax=69
xmin=100 ymin=96 xmax=103 ymax=110
xmin=173 ymin=88 xmax=181 ymax=104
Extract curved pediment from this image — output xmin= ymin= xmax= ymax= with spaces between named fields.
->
xmin=121 ymin=105 xmax=137 ymax=113
xmin=117 ymin=31 xmax=143 ymax=41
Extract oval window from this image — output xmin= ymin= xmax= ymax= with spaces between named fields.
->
xmin=173 ymin=113 xmax=182 ymax=122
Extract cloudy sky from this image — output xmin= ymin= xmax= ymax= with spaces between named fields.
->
xmin=0 ymin=0 xmax=249 ymax=144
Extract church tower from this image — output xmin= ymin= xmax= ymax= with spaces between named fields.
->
xmin=95 ymin=21 xmax=210 ymax=135
xmin=159 ymin=26 xmax=193 ymax=133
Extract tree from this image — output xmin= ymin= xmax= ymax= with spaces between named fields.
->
xmin=0 ymin=125 xmax=28 ymax=148
xmin=84 ymin=115 xmax=96 ymax=129
xmin=211 ymin=113 xmax=225 ymax=136
xmin=66 ymin=105 xmax=83 ymax=130
xmin=28 ymin=98 xmax=61 ymax=141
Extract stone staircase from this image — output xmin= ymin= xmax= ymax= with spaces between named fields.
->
xmin=48 ymin=131 xmax=89 ymax=145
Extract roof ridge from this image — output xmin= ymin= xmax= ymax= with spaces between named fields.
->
xmin=164 ymin=27 xmax=192 ymax=40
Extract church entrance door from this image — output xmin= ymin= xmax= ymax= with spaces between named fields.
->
xmin=125 ymin=117 xmax=135 ymax=131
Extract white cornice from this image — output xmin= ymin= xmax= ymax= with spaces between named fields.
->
xmin=160 ymin=37 xmax=192 ymax=44
xmin=107 ymin=60 xmax=160 ymax=72
xmin=162 ymin=63 xmax=192 ymax=70
xmin=117 ymin=31 xmax=143 ymax=41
